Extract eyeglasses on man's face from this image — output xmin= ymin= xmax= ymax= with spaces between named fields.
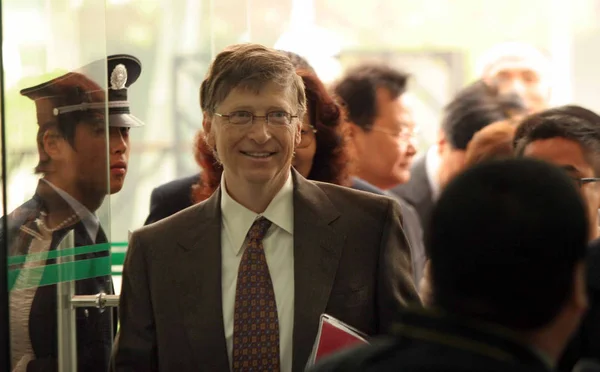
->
xmin=369 ymin=126 xmax=418 ymax=142
xmin=214 ymin=110 xmax=298 ymax=126
xmin=571 ymin=177 xmax=600 ymax=188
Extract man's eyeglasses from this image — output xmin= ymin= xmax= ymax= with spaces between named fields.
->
xmin=297 ymin=125 xmax=317 ymax=149
xmin=214 ymin=110 xmax=298 ymax=126
xmin=370 ymin=127 xmax=418 ymax=141
xmin=571 ymin=177 xmax=600 ymax=188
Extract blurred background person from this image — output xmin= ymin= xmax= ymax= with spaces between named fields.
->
xmin=464 ymin=120 xmax=518 ymax=168
xmin=311 ymin=158 xmax=589 ymax=372
xmin=513 ymin=105 xmax=600 ymax=371
xmin=331 ymin=63 xmax=426 ymax=283
xmin=477 ymin=41 xmax=553 ymax=114
xmin=391 ymin=81 xmax=526 ymax=228
xmin=514 ymin=105 xmax=600 ymax=241
xmin=332 ymin=64 xmax=417 ymax=192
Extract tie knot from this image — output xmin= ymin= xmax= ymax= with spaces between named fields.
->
xmin=248 ymin=217 xmax=272 ymax=241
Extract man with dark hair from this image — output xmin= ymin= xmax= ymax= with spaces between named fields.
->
xmin=514 ymin=105 xmax=600 ymax=241
xmin=114 ymin=44 xmax=418 ymax=372
xmin=513 ymin=105 xmax=600 ymax=370
xmin=391 ymin=80 xmax=526 ymax=228
xmin=333 ymin=63 xmax=415 ymax=190
xmin=311 ymin=158 xmax=589 ymax=371
xmin=333 ymin=63 xmax=426 ymax=284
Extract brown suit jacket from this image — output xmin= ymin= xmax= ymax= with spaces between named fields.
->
xmin=113 ymin=171 xmax=420 ymax=372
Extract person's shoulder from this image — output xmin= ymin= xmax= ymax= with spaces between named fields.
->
xmin=137 ymin=196 xmax=210 ymax=239
xmin=312 ymin=180 xmax=394 ymax=211
xmin=152 ymin=173 xmax=201 ymax=196
xmin=0 ymin=197 xmax=39 ymax=235
xmin=350 ymin=177 xmax=386 ymax=195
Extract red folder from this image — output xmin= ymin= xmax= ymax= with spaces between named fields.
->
xmin=307 ymin=314 xmax=369 ymax=366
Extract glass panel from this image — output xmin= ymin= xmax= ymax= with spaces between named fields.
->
xmin=2 ymin=1 xmax=113 ymax=371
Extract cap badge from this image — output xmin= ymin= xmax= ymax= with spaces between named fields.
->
xmin=110 ymin=64 xmax=128 ymax=90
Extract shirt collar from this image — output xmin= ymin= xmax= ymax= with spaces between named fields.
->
xmin=220 ymin=171 xmax=294 ymax=255
xmin=425 ymin=146 xmax=442 ymax=201
xmin=41 ymin=179 xmax=100 ymax=242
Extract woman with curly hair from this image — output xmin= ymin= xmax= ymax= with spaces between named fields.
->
xmin=191 ymin=69 xmax=351 ymax=203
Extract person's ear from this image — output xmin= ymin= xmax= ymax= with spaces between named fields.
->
xmin=571 ymin=260 xmax=589 ymax=314
xmin=42 ymin=128 xmax=64 ymax=160
xmin=294 ymin=123 xmax=302 ymax=147
xmin=437 ymin=130 xmax=447 ymax=156
xmin=202 ymin=113 xmax=216 ymax=150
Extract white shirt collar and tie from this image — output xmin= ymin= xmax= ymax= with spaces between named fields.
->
xmin=220 ymin=171 xmax=295 ymax=372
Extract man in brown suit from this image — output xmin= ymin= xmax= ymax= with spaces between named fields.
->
xmin=113 ymin=43 xmax=419 ymax=372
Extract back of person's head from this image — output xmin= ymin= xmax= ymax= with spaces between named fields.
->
xmin=464 ymin=121 xmax=517 ymax=168
xmin=476 ymin=41 xmax=551 ymax=80
xmin=278 ymin=50 xmax=316 ymax=75
xmin=332 ymin=63 xmax=409 ymax=131
xmin=514 ymin=105 xmax=600 ymax=176
xmin=200 ymin=43 xmax=306 ymax=117
xmin=442 ymin=80 xmax=526 ymax=150
xmin=428 ymin=158 xmax=588 ymax=330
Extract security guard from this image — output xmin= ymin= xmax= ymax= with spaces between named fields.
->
xmin=5 ymin=55 xmax=143 ymax=372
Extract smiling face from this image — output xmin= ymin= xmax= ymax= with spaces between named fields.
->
xmin=203 ymin=81 xmax=302 ymax=192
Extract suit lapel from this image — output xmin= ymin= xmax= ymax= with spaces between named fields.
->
xmin=291 ymin=172 xmax=345 ymax=372
xmin=176 ymin=189 xmax=230 ymax=371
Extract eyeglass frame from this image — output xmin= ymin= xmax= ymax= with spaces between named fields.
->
xmin=571 ymin=177 xmax=600 ymax=188
xmin=368 ymin=126 xmax=418 ymax=141
xmin=214 ymin=110 xmax=299 ymax=126
xmin=297 ymin=125 xmax=317 ymax=149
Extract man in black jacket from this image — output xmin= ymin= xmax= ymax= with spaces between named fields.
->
xmin=311 ymin=158 xmax=589 ymax=372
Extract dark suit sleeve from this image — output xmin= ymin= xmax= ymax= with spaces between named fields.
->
xmin=144 ymin=188 xmax=165 ymax=226
xmin=398 ymin=202 xmax=427 ymax=285
xmin=112 ymin=231 xmax=158 ymax=371
xmin=377 ymin=199 xmax=420 ymax=334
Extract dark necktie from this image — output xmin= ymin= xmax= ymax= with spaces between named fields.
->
xmin=232 ymin=217 xmax=280 ymax=371
xmin=95 ymin=225 xmax=108 ymax=244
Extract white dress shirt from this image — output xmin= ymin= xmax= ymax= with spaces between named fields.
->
xmin=42 ymin=179 xmax=100 ymax=242
xmin=220 ymin=172 xmax=295 ymax=372
xmin=425 ymin=145 xmax=442 ymax=201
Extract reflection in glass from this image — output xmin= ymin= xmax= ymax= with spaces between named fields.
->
xmin=4 ymin=54 xmax=144 ymax=371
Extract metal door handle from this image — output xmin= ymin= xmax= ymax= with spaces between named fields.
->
xmin=71 ymin=293 xmax=119 ymax=309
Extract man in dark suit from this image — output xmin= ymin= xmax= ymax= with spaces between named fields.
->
xmin=512 ymin=105 xmax=600 ymax=370
xmin=332 ymin=64 xmax=426 ymax=284
xmin=4 ymin=55 xmax=144 ymax=371
xmin=311 ymin=158 xmax=590 ymax=372
xmin=391 ymin=81 xmax=526 ymax=228
xmin=113 ymin=43 xmax=419 ymax=372
xmin=144 ymin=173 xmax=199 ymax=225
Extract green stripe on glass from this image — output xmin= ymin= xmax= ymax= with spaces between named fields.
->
xmin=9 ymin=256 xmax=111 ymax=292
xmin=7 ymin=243 xmax=110 ymax=266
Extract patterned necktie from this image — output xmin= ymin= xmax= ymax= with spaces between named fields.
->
xmin=232 ymin=217 xmax=280 ymax=371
